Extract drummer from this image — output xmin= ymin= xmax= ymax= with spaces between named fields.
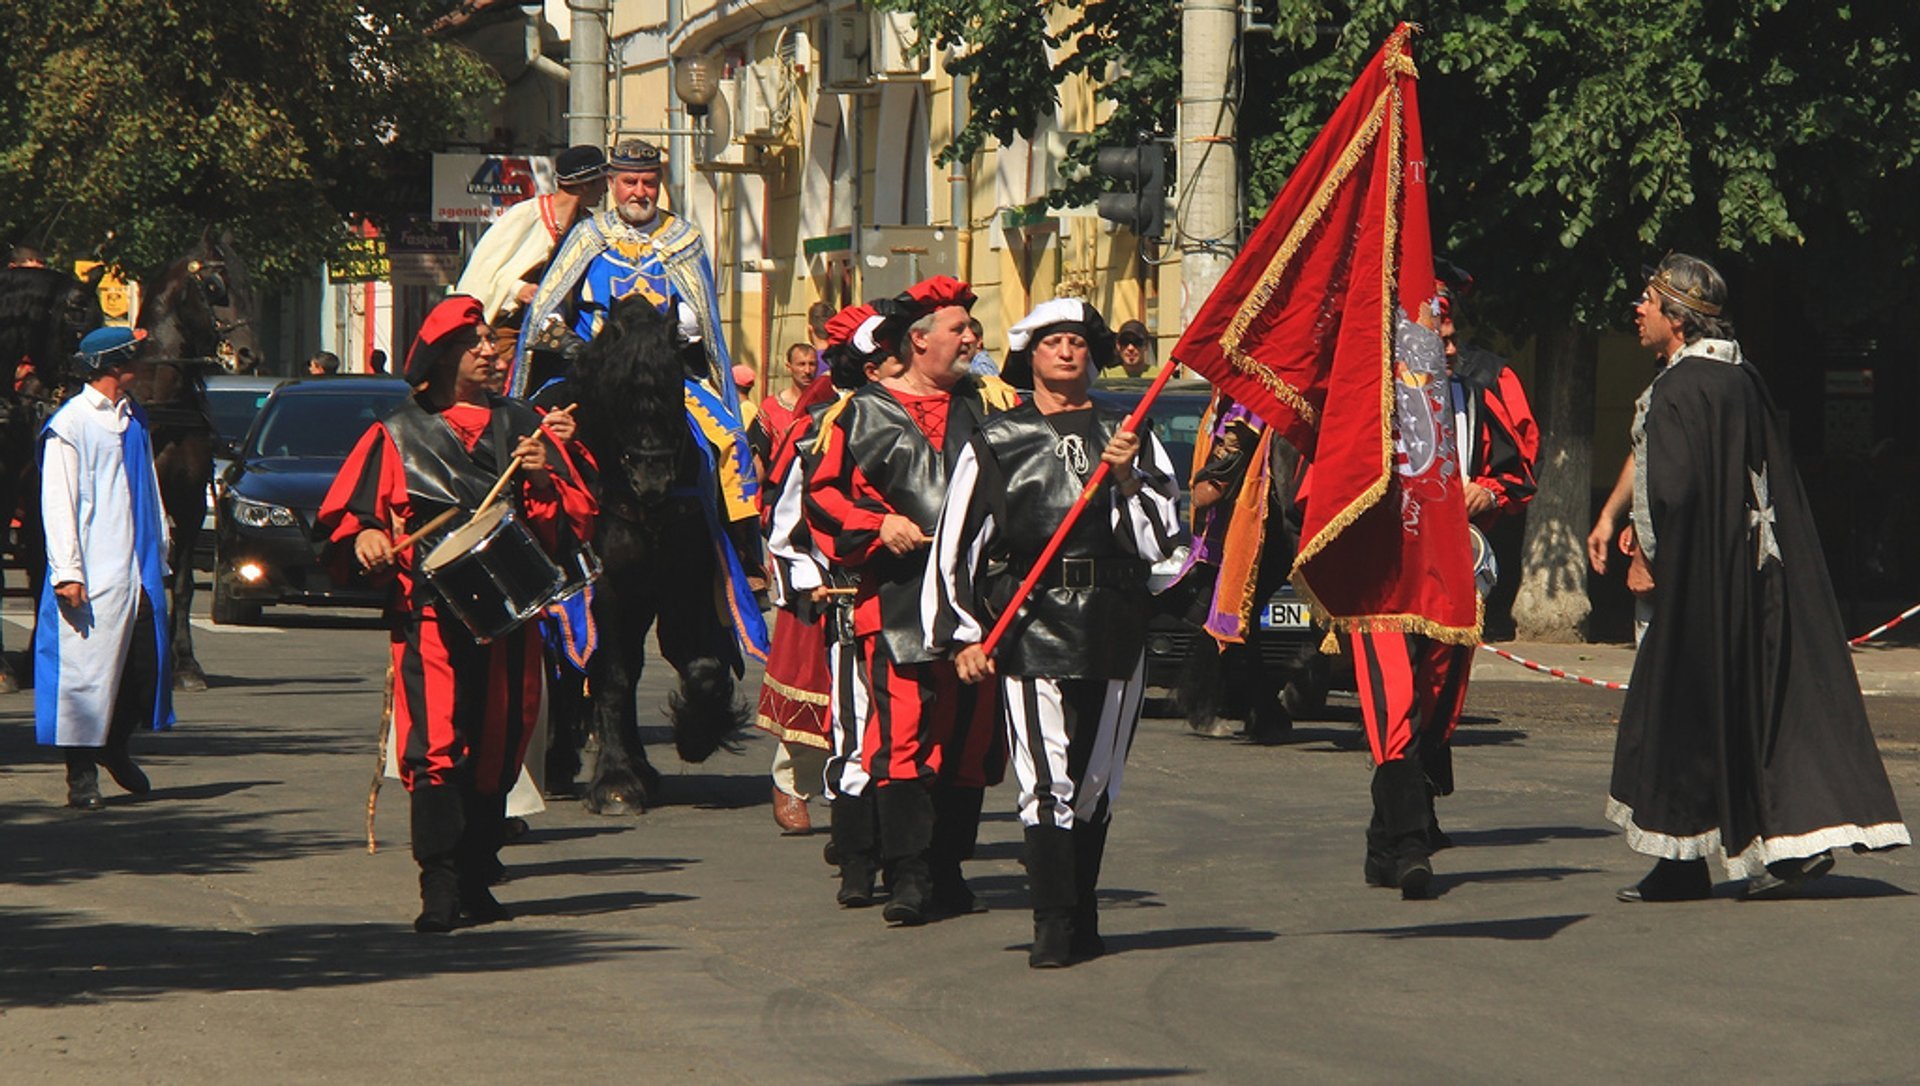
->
xmin=317 ymin=294 xmax=596 ymax=934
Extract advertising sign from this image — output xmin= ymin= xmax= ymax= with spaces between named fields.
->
xmin=388 ymin=217 xmax=464 ymax=286
xmin=431 ymin=154 xmax=556 ymax=223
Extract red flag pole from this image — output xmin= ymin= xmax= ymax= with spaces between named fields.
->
xmin=979 ymin=362 xmax=1182 ymax=658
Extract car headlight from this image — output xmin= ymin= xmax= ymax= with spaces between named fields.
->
xmin=230 ymin=496 xmax=299 ymax=529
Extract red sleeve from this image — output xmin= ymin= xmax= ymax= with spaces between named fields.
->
xmin=315 ymin=422 xmax=409 ymax=589
xmin=520 ymin=428 xmax=598 ymax=549
xmin=803 ymin=414 xmax=891 ymax=567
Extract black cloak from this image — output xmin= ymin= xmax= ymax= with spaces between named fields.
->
xmin=1607 ymin=353 xmax=1909 ymax=877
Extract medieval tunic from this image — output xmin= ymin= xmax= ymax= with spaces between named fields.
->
xmin=805 ymin=377 xmax=1010 ymax=787
xmin=454 ymin=193 xmax=571 ymax=328
xmin=35 ymin=385 xmax=173 ymax=746
xmin=1607 ymin=342 xmax=1909 ymax=876
xmin=317 ymin=395 xmax=594 ymax=795
xmin=754 ymin=400 xmax=836 ymax=753
xmin=924 ymin=403 xmax=1182 ymax=828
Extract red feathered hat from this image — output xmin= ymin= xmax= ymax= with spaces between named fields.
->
xmin=901 ymin=275 xmax=975 ymax=314
xmin=823 ymin=303 xmax=877 ymax=346
xmin=404 ymin=295 xmax=486 ymax=383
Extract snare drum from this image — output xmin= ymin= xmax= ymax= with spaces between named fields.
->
xmin=421 ymin=503 xmax=567 ymax=642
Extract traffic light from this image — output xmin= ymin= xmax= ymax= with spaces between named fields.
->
xmin=1094 ymin=143 xmax=1167 ymax=239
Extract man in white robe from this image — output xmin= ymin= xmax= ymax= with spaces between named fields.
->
xmin=36 ymin=326 xmax=173 ymax=809
xmin=454 ymin=145 xmax=608 ymax=357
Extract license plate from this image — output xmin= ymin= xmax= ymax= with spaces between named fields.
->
xmin=1260 ymin=600 xmax=1310 ymax=630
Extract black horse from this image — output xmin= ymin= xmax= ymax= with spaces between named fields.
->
xmin=132 ymin=233 xmax=261 ymax=691
xmin=542 ymin=296 xmax=751 ymax=814
xmin=0 ymin=264 xmax=99 ymax=690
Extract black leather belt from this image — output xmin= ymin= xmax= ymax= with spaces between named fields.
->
xmin=1025 ymin=556 xmax=1149 ymax=590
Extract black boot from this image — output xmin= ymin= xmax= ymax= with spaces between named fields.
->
xmin=1024 ymin=824 xmax=1077 ymax=968
xmin=1070 ymin=819 xmax=1110 ymax=960
xmin=829 ymin=792 xmax=879 ymax=907
xmin=1617 ymin=858 xmax=1712 ymax=903
xmin=1372 ymin=759 xmax=1434 ymax=900
xmin=410 ymin=785 xmax=465 ymax=933
xmin=1363 ymin=802 xmax=1392 ymax=888
xmin=99 ymin=744 xmax=150 ymax=796
xmin=65 ymin=750 xmax=103 ymax=811
xmin=457 ymin=790 xmax=512 ymax=924
xmin=1420 ymin=742 xmax=1453 ymax=850
xmin=929 ymin=785 xmax=985 ymax=916
xmin=877 ymin=782 xmax=935 ymax=926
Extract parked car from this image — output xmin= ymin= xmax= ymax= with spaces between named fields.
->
xmin=211 ymin=378 xmax=413 ymax=624
xmin=195 ymin=373 xmax=290 ymax=570
xmin=1089 ymin=377 xmax=1349 ymax=718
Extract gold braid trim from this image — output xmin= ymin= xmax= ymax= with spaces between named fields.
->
xmin=1216 ymin=86 xmax=1396 ymax=429
xmin=761 ymin=673 xmax=830 ymax=706
xmin=751 ymin=712 xmax=834 ymax=749
xmin=807 ymin=396 xmax=853 ymax=456
xmin=1295 ymin=569 xmax=1484 ymax=651
xmin=1286 ymin=81 xmax=1405 ymax=574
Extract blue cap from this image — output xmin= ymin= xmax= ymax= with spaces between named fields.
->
xmin=76 ymin=326 xmax=146 ymax=370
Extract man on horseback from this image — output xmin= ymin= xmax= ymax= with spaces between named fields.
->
xmin=804 ymin=276 xmax=1019 ymax=925
xmin=455 ymin=144 xmax=608 ymax=360
xmin=36 ymin=327 xmax=173 ymax=810
xmin=510 ymin=137 xmax=762 ymax=602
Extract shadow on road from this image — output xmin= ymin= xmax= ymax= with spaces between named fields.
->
xmin=501 ymin=854 xmax=695 ymax=881
xmin=1330 ymin=913 xmax=1590 ymax=941
xmin=202 ymin=672 xmax=375 ymax=691
xmin=1443 ymin=825 xmax=1616 ymax=848
xmin=506 ymin=888 xmax=696 ymax=918
xmin=1095 ymin=925 xmax=1280 ymax=954
xmin=0 ymin=794 xmax=354 ymax=887
xmin=0 ymin=905 xmax=661 ymax=1009
xmin=1426 ymin=865 xmax=1604 ymax=896
xmin=883 ymin=1069 xmax=1198 ymax=1085
xmin=1731 ymin=874 xmax=1912 ymax=901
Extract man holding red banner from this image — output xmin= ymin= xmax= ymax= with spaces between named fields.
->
xmin=803 ymin=276 xmax=1018 ymax=925
xmin=926 ymin=297 xmax=1183 ymax=967
xmin=1165 ymin=25 xmax=1477 ymax=899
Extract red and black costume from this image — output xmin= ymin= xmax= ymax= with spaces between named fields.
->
xmin=803 ymin=276 xmax=1013 ymax=923
xmin=316 ymin=295 xmax=594 ymax=932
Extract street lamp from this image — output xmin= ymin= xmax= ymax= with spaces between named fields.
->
xmin=675 ymin=54 xmax=722 ymax=119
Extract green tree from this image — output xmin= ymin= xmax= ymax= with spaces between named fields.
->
xmin=1249 ymin=2 xmax=1920 ymax=638
xmin=888 ymin=0 xmax=1920 ymax=640
xmin=0 ymin=0 xmax=498 ymax=282
xmin=871 ymin=0 xmax=1180 ymax=212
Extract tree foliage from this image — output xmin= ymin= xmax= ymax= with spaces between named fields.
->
xmin=871 ymin=0 xmax=1179 ymax=210
xmin=1248 ymin=2 xmax=1920 ymax=335
xmin=0 ymin=0 xmax=498 ymax=282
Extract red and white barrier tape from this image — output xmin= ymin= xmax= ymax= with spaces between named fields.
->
xmin=1474 ymin=643 xmax=1630 ymax=691
xmin=1474 ymin=598 xmax=1920 ymax=691
xmin=1848 ymin=601 xmax=1920 ymax=647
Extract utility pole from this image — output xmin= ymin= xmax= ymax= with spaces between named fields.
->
xmin=569 ymin=0 xmax=611 ymax=148
xmin=1178 ymin=0 xmax=1240 ymax=326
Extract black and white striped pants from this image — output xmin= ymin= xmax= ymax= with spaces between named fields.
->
xmin=821 ymin=640 xmax=871 ymax=799
xmin=1003 ymin=656 xmax=1146 ymax=829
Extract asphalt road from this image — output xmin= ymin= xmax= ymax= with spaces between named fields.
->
xmin=2 ymin=603 xmax=1917 ymax=1084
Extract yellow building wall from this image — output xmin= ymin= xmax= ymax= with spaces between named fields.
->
xmin=611 ymin=2 xmax=1180 ymax=391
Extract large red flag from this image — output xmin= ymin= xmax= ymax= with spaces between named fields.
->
xmin=1170 ymin=23 xmax=1478 ymax=643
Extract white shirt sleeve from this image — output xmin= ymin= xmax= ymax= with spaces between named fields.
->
xmin=1111 ymin=429 xmax=1185 ymax=562
xmin=41 ymin=433 xmax=84 ymax=587
xmin=924 ymin=443 xmax=995 ymax=653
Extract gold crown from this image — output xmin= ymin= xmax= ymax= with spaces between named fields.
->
xmin=1647 ymin=267 xmax=1722 ymax=317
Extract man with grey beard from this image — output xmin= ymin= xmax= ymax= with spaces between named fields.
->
xmin=509 ymin=139 xmax=741 ymax=420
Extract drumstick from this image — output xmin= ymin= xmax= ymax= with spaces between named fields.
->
xmin=478 ymin=455 xmax=524 ymax=512
xmin=390 ymin=507 xmax=460 ymax=553
xmin=818 ymin=586 xmax=860 ymax=595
